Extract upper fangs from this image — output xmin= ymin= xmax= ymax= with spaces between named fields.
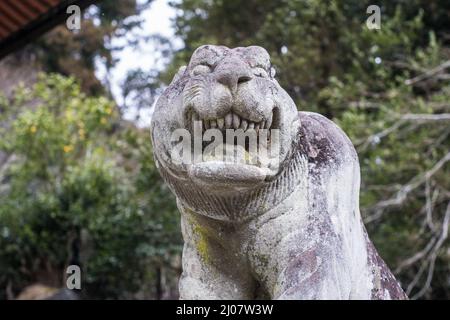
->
xmin=191 ymin=111 xmax=273 ymax=132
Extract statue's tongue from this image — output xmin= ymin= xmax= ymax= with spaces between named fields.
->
xmin=188 ymin=144 xmax=273 ymax=190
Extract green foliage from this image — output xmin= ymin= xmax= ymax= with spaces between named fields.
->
xmin=0 ymin=74 xmax=181 ymax=299
xmin=33 ymin=1 xmax=153 ymax=95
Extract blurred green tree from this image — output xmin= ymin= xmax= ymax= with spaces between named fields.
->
xmin=0 ymin=74 xmax=181 ymax=299
xmin=33 ymin=0 xmax=153 ymax=95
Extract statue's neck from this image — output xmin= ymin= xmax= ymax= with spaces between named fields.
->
xmin=159 ymin=142 xmax=309 ymax=222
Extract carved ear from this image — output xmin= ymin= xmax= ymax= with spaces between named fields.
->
xmin=270 ymin=66 xmax=276 ymax=78
xmin=170 ymin=66 xmax=187 ymax=85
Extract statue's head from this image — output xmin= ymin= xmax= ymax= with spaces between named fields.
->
xmin=151 ymin=45 xmax=300 ymax=200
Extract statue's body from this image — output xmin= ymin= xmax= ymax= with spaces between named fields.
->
xmin=150 ymin=45 xmax=407 ymax=299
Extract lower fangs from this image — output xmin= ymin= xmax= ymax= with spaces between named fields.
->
xmin=190 ymin=110 xmax=273 ymax=134
xmin=202 ymin=143 xmax=258 ymax=165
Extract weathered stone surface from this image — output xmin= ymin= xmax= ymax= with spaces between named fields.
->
xmin=150 ymin=45 xmax=407 ymax=300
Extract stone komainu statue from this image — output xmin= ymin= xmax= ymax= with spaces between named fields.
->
xmin=150 ymin=45 xmax=407 ymax=299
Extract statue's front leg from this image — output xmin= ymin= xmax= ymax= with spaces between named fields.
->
xmin=178 ymin=214 xmax=255 ymax=300
xmin=271 ymin=246 xmax=351 ymax=300
xmin=249 ymin=212 xmax=352 ymax=300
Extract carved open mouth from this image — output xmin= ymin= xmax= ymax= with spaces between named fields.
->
xmin=180 ymin=108 xmax=282 ymax=190
xmin=198 ymin=112 xmax=272 ymax=131
xmin=185 ymin=108 xmax=281 ymax=154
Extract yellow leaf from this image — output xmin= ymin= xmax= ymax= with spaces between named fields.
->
xmin=63 ymin=145 xmax=74 ymax=153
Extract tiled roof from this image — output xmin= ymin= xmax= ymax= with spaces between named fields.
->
xmin=0 ymin=0 xmax=98 ymax=59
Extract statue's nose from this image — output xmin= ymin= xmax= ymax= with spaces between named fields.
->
xmin=215 ymin=57 xmax=253 ymax=93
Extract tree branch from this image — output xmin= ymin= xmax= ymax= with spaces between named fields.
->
xmin=405 ymin=60 xmax=450 ymax=85
xmin=365 ymin=152 xmax=450 ymax=223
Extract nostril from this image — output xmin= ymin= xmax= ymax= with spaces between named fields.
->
xmin=237 ymin=75 xmax=252 ymax=84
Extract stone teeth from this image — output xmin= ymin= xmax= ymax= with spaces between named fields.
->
xmin=225 ymin=113 xmax=233 ymax=129
xmin=191 ymin=113 xmax=198 ymax=131
xmin=233 ymin=113 xmax=240 ymax=129
xmin=217 ymin=118 xmax=224 ymax=129
xmin=240 ymin=119 xmax=248 ymax=130
xmin=260 ymin=121 xmax=265 ymax=129
xmin=199 ymin=114 xmax=268 ymax=132
xmin=266 ymin=116 xmax=273 ymax=129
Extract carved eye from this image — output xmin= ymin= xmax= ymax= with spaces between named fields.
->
xmin=253 ymin=67 xmax=269 ymax=78
xmin=192 ymin=64 xmax=211 ymax=76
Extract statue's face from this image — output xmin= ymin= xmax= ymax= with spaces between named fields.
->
xmin=151 ymin=45 xmax=300 ymax=192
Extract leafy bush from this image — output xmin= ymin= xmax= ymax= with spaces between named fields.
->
xmin=0 ymin=74 xmax=181 ymax=299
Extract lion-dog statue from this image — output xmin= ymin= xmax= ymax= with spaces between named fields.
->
xmin=150 ymin=45 xmax=407 ymax=300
